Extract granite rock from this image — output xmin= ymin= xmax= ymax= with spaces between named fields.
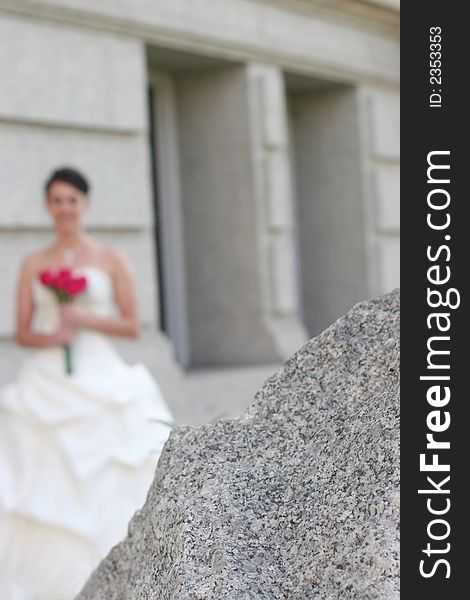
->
xmin=76 ymin=290 xmax=400 ymax=599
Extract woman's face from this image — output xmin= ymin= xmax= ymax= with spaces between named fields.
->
xmin=46 ymin=181 xmax=89 ymax=235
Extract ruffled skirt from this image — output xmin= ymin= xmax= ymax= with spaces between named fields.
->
xmin=0 ymin=332 xmax=174 ymax=599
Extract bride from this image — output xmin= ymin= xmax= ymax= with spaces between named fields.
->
xmin=0 ymin=167 xmax=175 ymax=599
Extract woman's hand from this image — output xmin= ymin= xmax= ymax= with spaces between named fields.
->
xmin=60 ymin=304 xmax=94 ymax=329
xmin=52 ymin=319 xmax=76 ymax=346
xmin=58 ymin=249 xmax=140 ymax=339
xmin=15 ymin=255 xmax=78 ymax=349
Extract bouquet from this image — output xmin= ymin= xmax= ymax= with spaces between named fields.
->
xmin=39 ymin=268 xmax=87 ymax=375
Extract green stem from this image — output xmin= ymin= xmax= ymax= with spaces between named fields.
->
xmin=63 ymin=344 xmax=73 ymax=375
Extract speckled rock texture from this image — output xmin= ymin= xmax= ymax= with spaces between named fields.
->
xmin=76 ymin=290 xmax=400 ymax=600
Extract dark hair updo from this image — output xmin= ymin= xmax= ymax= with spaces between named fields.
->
xmin=45 ymin=167 xmax=90 ymax=196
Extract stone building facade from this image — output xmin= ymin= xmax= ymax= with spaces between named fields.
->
xmin=0 ymin=0 xmax=399 ymax=370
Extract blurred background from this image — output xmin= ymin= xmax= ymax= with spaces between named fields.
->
xmin=0 ymin=0 xmax=399 ymax=425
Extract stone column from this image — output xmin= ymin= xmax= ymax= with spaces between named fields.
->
xmin=358 ymin=85 xmax=400 ymax=296
xmin=246 ymin=64 xmax=308 ymax=359
xmin=174 ymin=65 xmax=291 ymax=367
xmin=288 ymin=85 xmax=370 ymax=337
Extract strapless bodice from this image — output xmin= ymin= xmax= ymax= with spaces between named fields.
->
xmin=32 ymin=266 xmax=115 ymax=334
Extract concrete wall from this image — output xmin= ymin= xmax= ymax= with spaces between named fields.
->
xmin=0 ymin=0 xmax=399 ymax=82
xmin=0 ymin=2 xmax=399 ymax=363
xmin=0 ymin=15 xmax=157 ymax=336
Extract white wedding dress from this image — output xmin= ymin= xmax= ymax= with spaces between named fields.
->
xmin=0 ymin=266 xmax=174 ymax=599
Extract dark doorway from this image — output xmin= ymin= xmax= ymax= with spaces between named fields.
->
xmin=147 ymin=85 xmax=167 ymax=334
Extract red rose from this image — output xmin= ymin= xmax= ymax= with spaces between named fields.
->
xmin=39 ymin=270 xmax=53 ymax=286
xmin=39 ymin=268 xmax=87 ymax=299
xmin=66 ymin=277 xmax=87 ymax=296
xmin=55 ymin=269 xmax=73 ymax=291
xmin=37 ymin=268 xmax=87 ymax=375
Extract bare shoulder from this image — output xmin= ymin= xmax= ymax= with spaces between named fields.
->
xmin=99 ymin=244 xmax=133 ymax=276
xmin=19 ymin=248 xmax=50 ymax=277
